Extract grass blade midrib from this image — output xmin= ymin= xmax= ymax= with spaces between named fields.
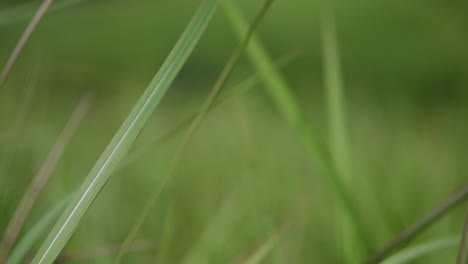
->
xmin=31 ymin=0 xmax=217 ymax=263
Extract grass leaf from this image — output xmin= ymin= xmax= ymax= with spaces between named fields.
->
xmin=113 ymin=1 xmax=275 ymax=261
xmin=221 ymin=0 xmax=372 ymax=251
xmin=6 ymin=194 xmax=72 ymax=264
xmin=367 ymin=184 xmax=468 ymax=263
xmin=0 ymin=95 xmax=91 ymax=262
xmin=30 ymin=0 xmax=217 ymax=262
xmin=319 ymin=1 xmax=359 ymax=261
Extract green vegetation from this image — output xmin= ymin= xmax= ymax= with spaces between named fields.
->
xmin=0 ymin=0 xmax=467 ymax=263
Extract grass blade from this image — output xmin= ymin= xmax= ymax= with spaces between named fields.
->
xmin=0 ymin=0 xmax=53 ymax=88
xmin=221 ymin=0 xmax=372 ymax=251
xmin=319 ymin=1 xmax=358 ymax=261
xmin=380 ymin=236 xmax=460 ymax=264
xmin=30 ymin=1 xmax=217 ymax=263
xmin=367 ymin=184 xmax=468 ymax=263
xmin=113 ymin=1 xmax=275 ymax=262
xmin=457 ymin=209 xmax=468 ymax=264
xmin=0 ymin=95 xmax=91 ymax=262
xmin=6 ymin=194 xmax=72 ymax=264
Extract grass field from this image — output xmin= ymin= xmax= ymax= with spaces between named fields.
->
xmin=0 ymin=0 xmax=467 ymax=263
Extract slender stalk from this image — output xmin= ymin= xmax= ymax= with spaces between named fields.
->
xmin=0 ymin=0 xmax=53 ymax=88
xmin=0 ymin=95 xmax=92 ymax=262
xmin=114 ymin=1 xmax=275 ymax=262
xmin=367 ymin=184 xmax=468 ymax=263
xmin=319 ymin=1 xmax=358 ymax=262
xmin=221 ymin=0 xmax=372 ymax=251
xmin=31 ymin=1 xmax=217 ymax=263
xmin=457 ymin=208 xmax=468 ymax=264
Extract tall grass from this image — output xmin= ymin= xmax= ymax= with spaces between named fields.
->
xmin=319 ymin=1 xmax=358 ymax=262
xmin=1 ymin=0 xmax=467 ymax=263
xmin=30 ymin=0 xmax=217 ymax=262
xmin=114 ymin=1 xmax=275 ymax=261
xmin=221 ymin=0 xmax=371 ymax=254
xmin=0 ymin=95 xmax=91 ymax=262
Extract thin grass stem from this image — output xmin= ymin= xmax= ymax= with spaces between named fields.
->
xmin=0 ymin=0 xmax=53 ymax=88
xmin=113 ymin=1 xmax=275 ymax=262
xmin=0 ymin=95 xmax=92 ymax=262
xmin=367 ymin=184 xmax=468 ymax=263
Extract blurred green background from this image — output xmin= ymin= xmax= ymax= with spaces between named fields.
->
xmin=0 ymin=0 xmax=467 ymax=263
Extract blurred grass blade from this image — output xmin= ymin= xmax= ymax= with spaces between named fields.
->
xmin=114 ymin=1 xmax=274 ymax=261
xmin=319 ymin=1 xmax=358 ymax=262
xmin=380 ymin=236 xmax=459 ymax=264
xmin=457 ymin=209 xmax=468 ymax=264
xmin=0 ymin=95 xmax=91 ymax=262
xmin=367 ymin=184 xmax=468 ymax=263
xmin=0 ymin=0 xmax=53 ymax=88
xmin=0 ymin=0 xmax=86 ymax=27
xmin=6 ymin=194 xmax=73 ymax=264
xmin=31 ymin=0 xmax=217 ymax=263
xmin=221 ymin=0 xmax=372 ymax=251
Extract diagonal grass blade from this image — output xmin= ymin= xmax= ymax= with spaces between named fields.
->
xmin=31 ymin=0 xmax=217 ymax=263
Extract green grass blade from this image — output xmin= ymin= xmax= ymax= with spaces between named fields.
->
xmin=113 ymin=1 xmax=274 ymax=261
xmin=319 ymin=1 xmax=358 ymax=262
xmin=0 ymin=95 xmax=91 ymax=262
xmin=367 ymin=184 xmax=468 ymax=263
xmin=221 ymin=0 xmax=372 ymax=251
xmin=6 ymin=194 xmax=73 ymax=264
xmin=380 ymin=236 xmax=459 ymax=264
xmin=31 ymin=0 xmax=217 ymax=263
